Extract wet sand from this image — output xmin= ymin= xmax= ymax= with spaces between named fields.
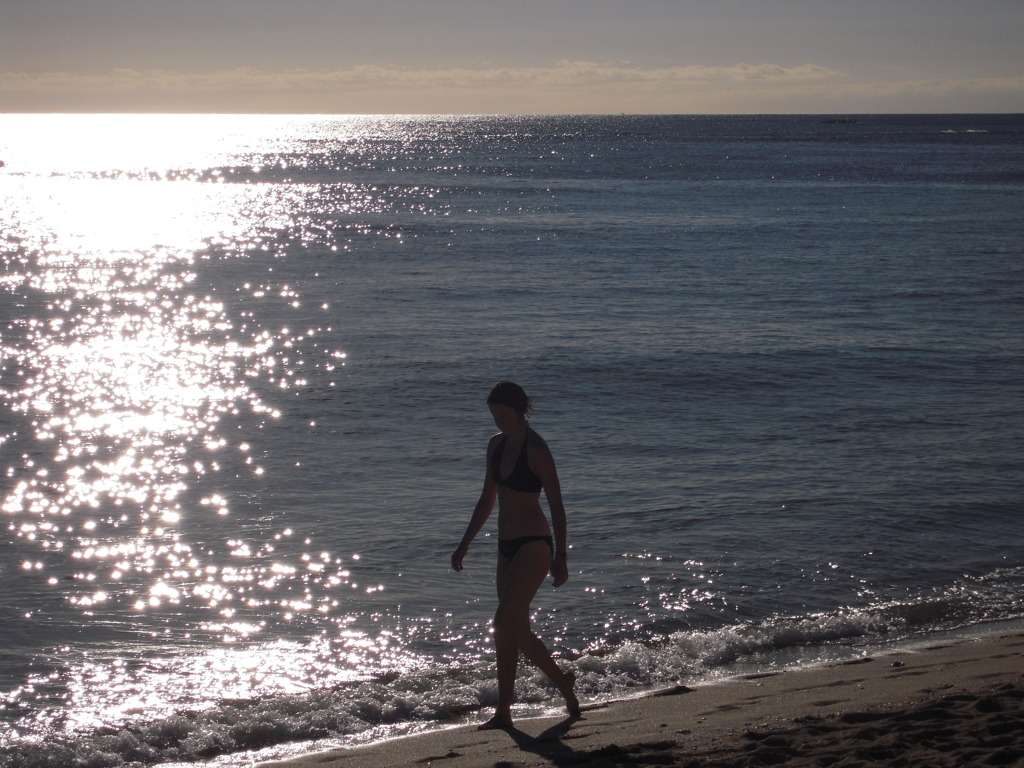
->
xmin=260 ymin=629 xmax=1024 ymax=767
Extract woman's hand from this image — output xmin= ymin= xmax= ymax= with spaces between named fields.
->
xmin=551 ymin=553 xmax=569 ymax=587
xmin=451 ymin=544 xmax=468 ymax=572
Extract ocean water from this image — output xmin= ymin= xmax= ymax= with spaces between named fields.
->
xmin=0 ymin=113 xmax=1022 ymax=767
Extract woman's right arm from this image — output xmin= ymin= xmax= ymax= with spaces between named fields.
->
xmin=451 ymin=440 xmax=498 ymax=571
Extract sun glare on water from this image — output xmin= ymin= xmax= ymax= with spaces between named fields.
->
xmin=0 ymin=115 xmax=444 ymax=732
xmin=0 ymin=116 xmax=356 ymax=636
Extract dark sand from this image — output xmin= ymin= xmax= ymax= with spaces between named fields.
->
xmin=260 ymin=629 xmax=1024 ymax=767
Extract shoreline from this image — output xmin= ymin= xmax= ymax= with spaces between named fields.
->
xmin=257 ymin=628 xmax=1024 ymax=768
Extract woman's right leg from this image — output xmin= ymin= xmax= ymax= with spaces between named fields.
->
xmin=483 ymin=553 xmax=523 ymax=729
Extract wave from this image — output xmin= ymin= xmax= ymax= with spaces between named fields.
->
xmin=3 ymin=566 xmax=1021 ymax=768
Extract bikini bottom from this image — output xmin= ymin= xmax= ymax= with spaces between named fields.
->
xmin=498 ymin=535 xmax=554 ymax=560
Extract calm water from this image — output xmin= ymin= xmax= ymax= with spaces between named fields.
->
xmin=0 ymin=113 xmax=1022 ymax=767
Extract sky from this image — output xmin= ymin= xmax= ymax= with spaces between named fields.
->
xmin=2 ymin=0 xmax=1022 ymax=114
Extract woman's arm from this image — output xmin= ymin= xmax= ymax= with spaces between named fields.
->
xmin=451 ymin=439 xmax=499 ymax=572
xmin=534 ymin=440 xmax=569 ymax=587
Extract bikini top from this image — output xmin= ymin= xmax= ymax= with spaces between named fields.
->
xmin=491 ymin=433 xmax=544 ymax=493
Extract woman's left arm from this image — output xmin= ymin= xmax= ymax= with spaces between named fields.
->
xmin=535 ymin=441 xmax=569 ymax=587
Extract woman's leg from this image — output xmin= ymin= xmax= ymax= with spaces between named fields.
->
xmin=480 ymin=540 xmax=578 ymax=729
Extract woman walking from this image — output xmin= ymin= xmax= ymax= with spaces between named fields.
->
xmin=451 ymin=381 xmax=580 ymax=730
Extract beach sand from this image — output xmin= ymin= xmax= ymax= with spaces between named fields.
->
xmin=261 ymin=629 xmax=1024 ymax=767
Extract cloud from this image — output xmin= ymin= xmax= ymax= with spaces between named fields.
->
xmin=825 ymin=76 xmax=1024 ymax=99
xmin=0 ymin=61 xmax=843 ymax=96
xmin=2 ymin=62 xmax=1020 ymax=113
xmin=715 ymin=75 xmax=1024 ymax=110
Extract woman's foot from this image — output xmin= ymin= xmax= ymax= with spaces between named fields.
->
xmin=477 ymin=713 xmax=514 ymax=731
xmin=561 ymin=671 xmax=581 ymax=717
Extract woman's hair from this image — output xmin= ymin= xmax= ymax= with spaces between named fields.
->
xmin=486 ymin=381 xmax=533 ymax=417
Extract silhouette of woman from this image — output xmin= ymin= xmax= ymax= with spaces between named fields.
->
xmin=451 ymin=381 xmax=580 ymax=729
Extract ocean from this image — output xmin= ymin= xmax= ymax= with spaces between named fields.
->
xmin=0 ymin=113 xmax=1022 ymax=767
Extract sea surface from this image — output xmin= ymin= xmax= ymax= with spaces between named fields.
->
xmin=0 ymin=113 xmax=1022 ymax=767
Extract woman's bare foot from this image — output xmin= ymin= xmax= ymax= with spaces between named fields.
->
xmin=477 ymin=713 xmax=514 ymax=731
xmin=561 ymin=671 xmax=581 ymax=717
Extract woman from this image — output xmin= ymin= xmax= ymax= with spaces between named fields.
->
xmin=451 ymin=381 xmax=580 ymax=730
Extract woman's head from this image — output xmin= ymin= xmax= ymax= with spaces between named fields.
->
xmin=486 ymin=381 xmax=533 ymax=418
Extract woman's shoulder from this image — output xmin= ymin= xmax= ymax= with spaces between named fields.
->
xmin=525 ymin=427 xmax=551 ymax=451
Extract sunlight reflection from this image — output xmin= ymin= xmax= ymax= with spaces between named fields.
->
xmin=0 ymin=118 xmax=356 ymax=641
xmin=1 ymin=114 xmax=311 ymax=177
xmin=41 ymin=634 xmax=428 ymax=733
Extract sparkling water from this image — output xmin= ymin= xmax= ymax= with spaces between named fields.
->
xmin=1 ymin=113 xmax=1022 ymax=767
